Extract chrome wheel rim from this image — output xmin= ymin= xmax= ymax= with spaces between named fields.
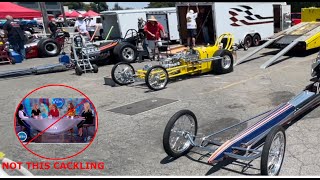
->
xmin=122 ymin=47 xmax=135 ymax=61
xmin=222 ymin=55 xmax=232 ymax=69
xmin=147 ymin=68 xmax=168 ymax=90
xmin=169 ymin=114 xmax=196 ymax=153
xmin=45 ymin=42 xmax=58 ymax=54
xmin=267 ymin=131 xmax=285 ymax=176
xmin=114 ymin=64 xmax=134 ymax=84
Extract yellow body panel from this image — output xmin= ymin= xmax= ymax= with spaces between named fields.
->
xmin=301 ymin=8 xmax=320 ymax=22
xmin=136 ymin=33 xmax=234 ymax=80
xmin=305 ymin=32 xmax=320 ymax=50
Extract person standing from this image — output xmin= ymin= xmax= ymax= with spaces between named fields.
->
xmin=3 ymin=15 xmax=27 ymax=60
xmin=85 ymin=16 xmax=96 ymax=41
xmin=143 ymin=15 xmax=167 ymax=61
xmin=199 ymin=8 xmax=211 ymax=45
xmin=48 ymin=18 xmax=58 ymax=38
xmin=186 ymin=3 xmax=199 ymax=49
xmin=74 ymin=15 xmax=90 ymax=38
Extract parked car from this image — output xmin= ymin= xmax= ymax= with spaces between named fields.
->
xmin=291 ymin=12 xmax=301 ymax=26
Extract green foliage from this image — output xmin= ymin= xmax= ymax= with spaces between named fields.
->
xmin=147 ymin=2 xmax=176 ymax=8
xmin=112 ymin=3 xmax=124 ymax=10
xmin=63 ymin=2 xmax=108 ymax=12
xmin=63 ymin=2 xmax=85 ymax=10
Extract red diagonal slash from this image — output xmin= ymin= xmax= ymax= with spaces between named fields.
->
xmin=25 ymin=98 xmax=88 ymax=145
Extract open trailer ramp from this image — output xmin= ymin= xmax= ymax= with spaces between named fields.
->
xmin=235 ymin=22 xmax=320 ymax=68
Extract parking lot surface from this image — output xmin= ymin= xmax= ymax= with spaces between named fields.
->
xmin=0 ymin=46 xmax=319 ymax=176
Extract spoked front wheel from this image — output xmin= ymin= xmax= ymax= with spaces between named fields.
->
xmin=261 ymin=126 xmax=286 ymax=176
xmin=111 ymin=62 xmax=135 ymax=85
xmin=163 ymin=109 xmax=198 ymax=158
xmin=145 ymin=65 xmax=169 ymax=91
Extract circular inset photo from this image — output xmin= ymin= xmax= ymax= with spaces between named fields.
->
xmin=14 ymin=84 xmax=99 ymax=160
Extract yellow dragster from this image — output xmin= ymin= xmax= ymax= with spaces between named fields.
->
xmin=111 ymin=33 xmax=235 ymax=91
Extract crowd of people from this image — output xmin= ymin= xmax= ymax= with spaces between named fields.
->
xmin=16 ymin=102 xmax=95 ymax=141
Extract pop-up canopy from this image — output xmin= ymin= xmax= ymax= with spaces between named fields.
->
xmin=83 ymin=10 xmax=99 ymax=17
xmin=60 ymin=10 xmax=81 ymax=18
xmin=0 ymin=2 xmax=42 ymax=19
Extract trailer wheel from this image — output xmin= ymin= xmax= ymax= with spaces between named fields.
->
xmin=75 ymin=65 xmax=83 ymax=76
xmin=212 ymin=49 xmax=234 ymax=74
xmin=92 ymin=64 xmax=99 ymax=73
xmin=252 ymin=34 xmax=261 ymax=47
xmin=145 ymin=65 xmax=169 ymax=91
xmin=113 ymin=42 xmax=137 ymax=63
xmin=244 ymin=35 xmax=253 ymax=48
xmin=37 ymin=38 xmax=61 ymax=57
xmin=111 ymin=62 xmax=135 ymax=85
xmin=163 ymin=109 xmax=198 ymax=158
xmin=261 ymin=126 xmax=286 ymax=176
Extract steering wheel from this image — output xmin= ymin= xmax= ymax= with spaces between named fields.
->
xmin=0 ymin=152 xmax=33 ymax=176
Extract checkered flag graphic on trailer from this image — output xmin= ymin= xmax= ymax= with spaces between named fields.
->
xmin=229 ymin=5 xmax=274 ymax=26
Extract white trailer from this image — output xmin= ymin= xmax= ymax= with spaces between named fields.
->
xmin=100 ymin=8 xmax=180 ymax=42
xmin=176 ymin=2 xmax=291 ymax=48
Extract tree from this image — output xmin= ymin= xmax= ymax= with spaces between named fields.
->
xmin=112 ymin=3 xmax=124 ymax=10
xmin=63 ymin=2 xmax=108 ymax=12
xmin=63 ymin=2 xmax=85 ymax=10
xmin=147 ymin=2 xmax=176 ymax=8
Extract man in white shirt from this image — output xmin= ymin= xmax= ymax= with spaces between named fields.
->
xmin=85 ymin=16 xmax=96 ymax=40
xmin=186 ymin=3 xmax=199 ymax=48
xmin=74 ymin=15 xmax=90 ymax=38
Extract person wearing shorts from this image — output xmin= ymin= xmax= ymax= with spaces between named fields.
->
xmin=186 ymin=3 xmax=199 ymax=48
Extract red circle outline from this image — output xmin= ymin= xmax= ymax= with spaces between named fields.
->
xmin=14 ymin=84 xmax=99 ymax=161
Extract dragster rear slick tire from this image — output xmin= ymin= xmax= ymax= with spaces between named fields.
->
xmin=212 ymin=49 xmax=234 ymax=75
xmin=261 ymin=125 xmax=286 ymax=176
xmin=163 ymin=109 xmax=198 ymax=158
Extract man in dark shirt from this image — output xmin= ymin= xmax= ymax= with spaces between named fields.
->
xmin=48 ymin=18 xmax=58 ymax=38
xmin=198 ymin=8 xmax=211 ymax=45
xmin=3 ymin=15 xmax=27 ymax=60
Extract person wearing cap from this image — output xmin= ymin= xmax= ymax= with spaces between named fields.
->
xmin=186 ymin=3 xmax=199 ymax=48
xmin=3 ymin=15 xmax=27 ymax=60
xmin=85 ymin=16 xmax=96 ymax=41
xmin=48 ymin=17 xmax=58 ymax=38
xmin=74 ymin=15 xmax=90 ymax=38
xmin=143 ymin=15 xmax=167 ymax=61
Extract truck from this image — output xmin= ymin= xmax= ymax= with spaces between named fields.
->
xmin=99 ymin=8 xmax=180 ymax=42
xmin=176 ymin=2 xmax=291 ymax=48
xmin=301 ymin=7 xmax=320 ymax=22
xmin=291 ymin=12 xmax=301 ymax=25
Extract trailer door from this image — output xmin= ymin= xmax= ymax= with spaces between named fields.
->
xmin=281 ymin=5 xmax=291 ymax=31
xmin=101 ymin=14 xmax=121 ymax=39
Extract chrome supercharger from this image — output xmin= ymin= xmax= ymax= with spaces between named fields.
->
xmin=71 ymin=34 xmax=99 ymax=76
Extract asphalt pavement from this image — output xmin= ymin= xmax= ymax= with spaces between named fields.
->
xmin=0 ymin=46 xmax=319 ymax=176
